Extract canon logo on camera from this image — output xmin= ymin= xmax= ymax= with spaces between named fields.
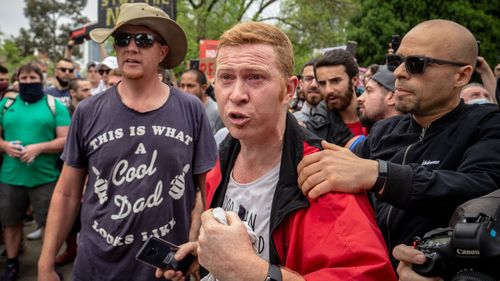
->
xmin=456 ymin=249 xmax=480 ymax=256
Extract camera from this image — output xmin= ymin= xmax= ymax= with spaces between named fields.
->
xmin=413 ymin=213 xmax=500 ymax=281
xmin=390 ymin=35 xmax=400 ymax=53
xmin=136 ymin=236 xmax=195 ymax=273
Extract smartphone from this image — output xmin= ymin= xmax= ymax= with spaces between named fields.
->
xmin=135 ymin=236 xmax=196 ymax=273
xmin=390 ymin=35 xmax=400 ymax=52
xmin=346 ymin=41 xmax=358 ymax=57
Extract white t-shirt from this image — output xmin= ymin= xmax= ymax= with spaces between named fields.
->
xmin=222 ymin=162 xmax=280 ymax=261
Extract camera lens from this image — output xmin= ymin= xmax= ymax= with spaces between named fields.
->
xmin=147 ymin=247 xmax=157 ymax=257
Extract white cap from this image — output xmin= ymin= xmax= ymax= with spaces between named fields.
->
xmin=98 ymin=56 xmax=118 ymax=70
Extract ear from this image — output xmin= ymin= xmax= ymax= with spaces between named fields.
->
xmin=159 ymin=45 xmax=169 ymax=64
xmin=454 ymin=65 xmax=474 ymax=88
xmin=351 ymin=76 xmax=359 ymax=94
xmin=283 ymin=76 xmax=298 ymax=104
xmin=201 ymin=83 xmax=209 ymax=92
xmin=386 ymin=91 xmax=396 ymax=106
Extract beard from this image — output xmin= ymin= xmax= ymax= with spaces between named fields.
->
xmin=325 ymin=81 xmax=354 ymax=112
xmin=305 ymin=91 xmax=322 ymax=106
xmin=123 ymin=70 xmax=144 ymax=80
xmin=358 ymin=109 xmax=376 ymax=129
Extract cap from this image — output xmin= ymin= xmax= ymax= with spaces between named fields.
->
xmin=371 ymin=65 xmax=395 ymax=92
xmin=89 ymin=3 xmax=187 ymax=69
xmin=87 ymin=61 xmax=97 ymax=69
xmin=98 ymin=56 xmax=118 ymax=70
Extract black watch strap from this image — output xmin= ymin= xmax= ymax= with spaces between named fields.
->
xmin=265 ymin=264 xmax=282 ymax=281
xmin=371 ymin=160 xmax=387 ymax=193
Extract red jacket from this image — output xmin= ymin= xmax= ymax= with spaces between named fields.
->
xmin=206 ymin=113 xmax=396 ymax=281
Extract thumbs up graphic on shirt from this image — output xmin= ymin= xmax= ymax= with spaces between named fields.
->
xmin=169 ymin=164 xmax=190 ymax=200
xmin=92 ymin=166 xmax=109 ymax=204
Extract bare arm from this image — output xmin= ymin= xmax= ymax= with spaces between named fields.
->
xmin=189 ymin=173 xmax=207 ymax=241
xmin=0 ymin=127 xmax=24 ymax=158
xmin=38 ymin=164 xmax=86 ymax=281
xmin=476 ymin=57 xmax=497 ymax=103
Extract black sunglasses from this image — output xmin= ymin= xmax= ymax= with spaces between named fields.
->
xmin=58 ymin=67 xmax=74 ymax=73
xmin=113 ymin=32 xmax=165 ymax=48
xmin=386 ymin=54 xmax=468 ymax=75
xmin=98 ymin=69 xmax=111 ymax=75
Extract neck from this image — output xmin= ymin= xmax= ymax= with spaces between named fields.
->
xmin=339 ymin=98 xmax=359 ymax=124
xmin=118 ymin=75 xmax=170 ymax=112
xmin=71 ymin=98 xmax=79 ymax=110
xmin=413 ymin=97 xmax=460 ymax=128
xmin=90 ymin=80 xmax=100 ymax=88
xmin=232 ymin=114 xmax=287 ymax=184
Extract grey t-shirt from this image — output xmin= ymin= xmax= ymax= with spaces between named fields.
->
xmin=222 ymin=162 xmax=280 ymax=261
xmin=205 ymin=98 xmax=224 ymax=134
xmin=62 ymin=86 xmax=217 ymax=281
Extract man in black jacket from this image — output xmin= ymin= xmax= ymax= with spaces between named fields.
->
xmin=297 ymin=19 xmax=500 ymax=277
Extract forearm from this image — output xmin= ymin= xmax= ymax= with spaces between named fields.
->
xmin=39 ymin=165 xmax=85 ymax=270
xmin=188 ymin=191 xmax=203 ymax=241
xmin=35 ymin=136 xmax=66 ymax=154
xmin=217 ymin=256 xmax=304 ymax=281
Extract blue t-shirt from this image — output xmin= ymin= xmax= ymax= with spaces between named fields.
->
xmin=45 ymin=86 xmax=71 ymax=109
xmin=62 ymin=86 xmax=217 ymax=281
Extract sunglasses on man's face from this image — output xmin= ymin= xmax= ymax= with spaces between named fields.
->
xmin=386 ymin=54 xmax=468 ymax=75
xmin=98 ymin=69 xmax=111 ymax=75
xmin=113 ymin=32 xmax=165 ymax=49
xmin=58 ymin=67 xmax=74 ymax=74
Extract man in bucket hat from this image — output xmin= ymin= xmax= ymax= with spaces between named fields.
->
xmin=38 ymin=3 xmax=216 ymax=281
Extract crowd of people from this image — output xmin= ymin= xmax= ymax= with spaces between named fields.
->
xmin=0 ymin=2 xmax=499 ymax=281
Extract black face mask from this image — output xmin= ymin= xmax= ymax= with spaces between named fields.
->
xmin=56 ymin=76 xmax=69 ymax=88
xmin=19 ymin=83 xmax=44 ymax=103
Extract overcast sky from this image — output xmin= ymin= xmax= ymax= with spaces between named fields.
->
xmin=0 ymin=0 xmax=98 ymax=39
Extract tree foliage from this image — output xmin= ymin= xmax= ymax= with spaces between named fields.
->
xmin=17 ymin=0 xmax=89 ymax=61
xmin=278 ymin=0 xmax=358 ymax=73
xmin=176 ymin=0 xmax=354 ymax=74
xmin=346 ymin=0 xmax=500 ymax=67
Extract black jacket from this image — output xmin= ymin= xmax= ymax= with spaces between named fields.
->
xmin=305 ymin=102 xmax=354 ymax=147
xmin=353 ymin=101 xmax=500 ymax=268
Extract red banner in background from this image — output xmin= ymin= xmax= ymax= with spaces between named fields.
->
xmin=199 ymin=40 xmax=219 ymax=80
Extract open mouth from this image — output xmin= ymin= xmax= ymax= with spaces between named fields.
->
xmin=228 ymin=112 xmax=250 ymax=125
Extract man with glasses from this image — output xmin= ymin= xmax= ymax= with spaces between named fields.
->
xmin=297 ymin=19 xmax=500 ymax=275
xmin=38 ymin=3 xmax=216 ymax=281
xmin=293 ymin=59 xmax=324 ymax=123
xmin=46 ymin=58 xmax=74 ymax=109
xmin=97 ymin=56 xmax=118 ymax=92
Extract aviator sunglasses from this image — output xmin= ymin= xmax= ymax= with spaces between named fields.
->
xmin=386 ymin=54 xmax=468 ymax=75
xmin=113 ymin=32 xmax=166 ymax=48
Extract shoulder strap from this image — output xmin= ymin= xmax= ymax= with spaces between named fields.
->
xmin=46 ymin=94 xmax=56 ymax=116
xmin=2 ymin=96 xmax=17 ymax=114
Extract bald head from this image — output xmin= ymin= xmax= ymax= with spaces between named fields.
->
xmin=404 ymin=20 xmax=478 ymax=66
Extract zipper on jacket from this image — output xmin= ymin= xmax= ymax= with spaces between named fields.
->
xmin=387 ymin=126 xmax=427 ymax=253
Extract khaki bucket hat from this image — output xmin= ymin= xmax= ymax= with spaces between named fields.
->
xmin=90 ymin=3 xmax=187 ymax=69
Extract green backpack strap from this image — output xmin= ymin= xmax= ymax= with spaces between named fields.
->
xmin=2 ymin=95 xmax=56 ymax=116
xmin=2 ymin=96 xmax=17 ymax=114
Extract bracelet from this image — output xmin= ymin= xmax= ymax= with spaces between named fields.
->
xmin=371 ymin=160 xmax=387 ymax=193
xmin=265 ymin=264 xmax=282 ymax=281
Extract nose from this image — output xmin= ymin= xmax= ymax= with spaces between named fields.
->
xmin=229 ymin=79 xmax=249 ymax=104
xmin=393 ymin=62 xmax=410 ymax=80
xmin=310 ymin=78 xmax=319 ymax=90
xmin=357 ymin=91 xmax=366 ymax=104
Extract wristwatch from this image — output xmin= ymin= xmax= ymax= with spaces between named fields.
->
xmin=371 ymin=160 xmax=387 ymax=193
xmin=265 ymin=264 xmax=282 ymax=281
